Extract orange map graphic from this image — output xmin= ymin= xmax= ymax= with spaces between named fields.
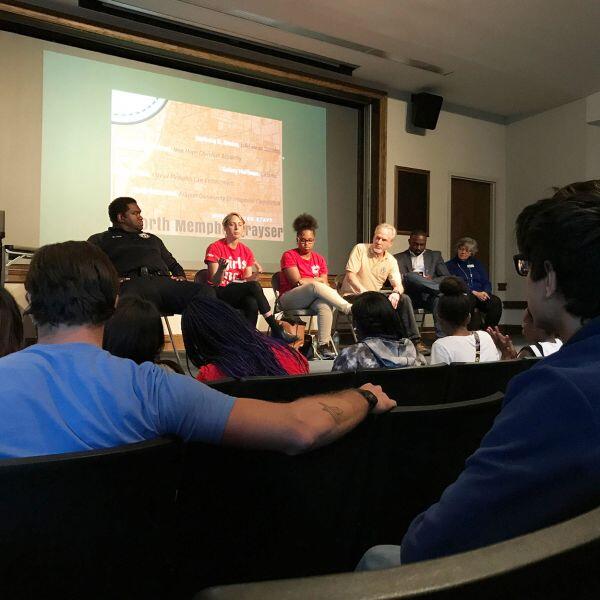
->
xmin=111 ymin=99 xmax=283 ymax=240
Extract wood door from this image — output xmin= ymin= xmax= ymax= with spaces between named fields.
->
xmin=450 ymin=178 xmax=492 ymax=273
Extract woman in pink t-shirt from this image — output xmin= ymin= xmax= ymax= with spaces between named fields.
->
xmin=279 ymin=214 xmax=352 ymax=358
xmin=205 ymin=212 xmax=294 ymax=342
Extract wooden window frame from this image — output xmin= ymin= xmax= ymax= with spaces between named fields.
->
xmin=394 ymin=166 xmax=430 ymax=236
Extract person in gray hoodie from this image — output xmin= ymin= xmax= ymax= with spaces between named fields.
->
xmin=332 ymin=291 xmax=426 ymax=371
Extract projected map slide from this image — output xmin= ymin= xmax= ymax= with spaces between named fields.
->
xmin=111 ymin=90 xmax=283 ymax=240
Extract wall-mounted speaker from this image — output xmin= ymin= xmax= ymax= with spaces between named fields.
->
xmin=411 ymin=92 xmax=443 ymax=130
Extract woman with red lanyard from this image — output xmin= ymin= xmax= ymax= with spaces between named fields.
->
xmin=205 ymin=212 xmax=295 ymax=342
xmin=279 ymin=214 xmax=352 ymax=358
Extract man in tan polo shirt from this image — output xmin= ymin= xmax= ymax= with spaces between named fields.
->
xmin=341 ymin=223 xmax=429 ymax=355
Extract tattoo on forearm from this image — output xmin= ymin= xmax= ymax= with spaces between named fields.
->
xmin=319 ymin=402 xmax=344 ymax=424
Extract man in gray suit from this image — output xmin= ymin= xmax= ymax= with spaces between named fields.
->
xmin=394 ymin=230 xmax=449 ymax=338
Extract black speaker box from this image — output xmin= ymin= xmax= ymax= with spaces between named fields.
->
xmin=411 ymin=92 xmax=443 ymax=129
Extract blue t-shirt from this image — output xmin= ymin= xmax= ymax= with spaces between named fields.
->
xmin=0 ymin=343 xmax=236 ymax=458
xmin=401 ymin=316 xmax=600 ymax=563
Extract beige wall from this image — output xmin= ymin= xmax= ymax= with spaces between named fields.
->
xmin=0 ymin=33 xmax=43 ymax=247
xmin=505 ymin=98 xmax=600 ymax=312
xmin=386 ymin=98 xmax=507 ymax=296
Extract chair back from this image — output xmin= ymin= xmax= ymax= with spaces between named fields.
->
xmin=174 ymin=393 xmax=502 ymax=593
xmin=0 ymin=437 xmax=183 ymax=599
xmin=355 ymin=363 xmax=450 ymax=405
xmin=209 ymin=370 xmax=357 ymax=401
xmin=445 ymin=358 xmax=539 ymax=402
xmin=197 ymin=502 xmax=600 ymax=600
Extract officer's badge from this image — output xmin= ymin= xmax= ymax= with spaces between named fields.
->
xmin=139 ymin=233 xmax=150 ymax=239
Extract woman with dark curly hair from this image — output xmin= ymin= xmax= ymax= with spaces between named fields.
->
xmin=182 ymin=296 xmax=308 ymax=382
xmin=278 ymin=213 xmax=352 ymax=358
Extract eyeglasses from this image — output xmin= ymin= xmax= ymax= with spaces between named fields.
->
xmin=513 ymin=254 xmax=531 ymax=277
xmin=298 ymin=238 xmax=315 ymax=245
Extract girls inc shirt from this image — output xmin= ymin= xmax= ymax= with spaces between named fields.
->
xmin=204 ymin=239 xmax=255 ymax=286
xmin=279 ymin=248 xmax=328 ymax=295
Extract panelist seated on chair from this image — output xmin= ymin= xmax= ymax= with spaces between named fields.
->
xmin=0 ymin=240 xmax=395 ymax=459
xmin=340 ymin=223 xmax=429 ymax=356
xmin=394 ymin=229 xmax=449 ymax=338
xmin=278 ymin=213 xmax=352 ymax=359
xmin=332 ymin=292 xmax=425 ymax=372
xmin=182 ymin=296 xmax=308 ymax=383
xmin=204 ymin=212 xmax=294 ymax=342
xmin=88 ymin=197 xmax=214 ymax=315
xmin=446 ymin=237 xmax=502 ymax=330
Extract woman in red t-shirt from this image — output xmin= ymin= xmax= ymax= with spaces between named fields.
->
xmin=205 ymin=212 xmax=294 ymax=342
xmin=182 ymin=295 xmax=308 ymax=382
xmin=279 ymin=214 xmax=352 ymax=358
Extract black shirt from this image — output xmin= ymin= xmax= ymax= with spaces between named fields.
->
xmin=88 ymin=227 xmax=185 ymax=277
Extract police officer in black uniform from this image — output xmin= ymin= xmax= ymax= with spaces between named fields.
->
xmin=88 ymin=197 xmax=215 ymax=314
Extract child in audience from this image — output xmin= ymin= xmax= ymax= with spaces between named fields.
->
xmin=487 ymin=307 xmax=562 ymax=360
xmin=182 ymin=296 xmax=308 ymax=382
xmin=103 ymin=296 xmax=183 ymax=373
xmin=0 ymin=287 xmax=24 ymax=358
xmin=519 ymin=308 xmax=562 ymax=357
xmin=332 ymin=291 xmax=425 ymax=371
xmin=430 ymin=277 xmax=501 ymax=364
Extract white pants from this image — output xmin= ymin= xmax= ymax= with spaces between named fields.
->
xmin=279 ymin=281 xmax=351 ymax=345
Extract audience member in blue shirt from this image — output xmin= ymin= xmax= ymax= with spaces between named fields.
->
xmin=446 ymin=237 xmax=502 ymax=329
xmin=0 ymin=241 xmax=395 ymax=459
xmin=357 ymin=181 xmax=600 ymax=570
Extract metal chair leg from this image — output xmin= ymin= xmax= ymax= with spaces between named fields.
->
xmin=306 ymin=315 xmax=324 ymax=360
xmin=163 ymin=315 xmax=184 ymax=372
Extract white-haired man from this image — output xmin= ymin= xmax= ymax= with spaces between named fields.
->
xmin=341 ymin=223 xmax=428 ymax=355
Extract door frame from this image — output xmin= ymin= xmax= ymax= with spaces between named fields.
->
xmin=447 ymin=173 xmax=497 ymax=284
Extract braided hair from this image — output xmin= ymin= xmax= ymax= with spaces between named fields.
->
xmin=182 ymin=297 xmax=306 ymax=378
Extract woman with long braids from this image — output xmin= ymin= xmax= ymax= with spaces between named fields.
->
xmin=204 ymin=212 xmax=295 ymax=342
xmin=278 ymin=213 xmax=352 ymax=359
xmin=182 ymin=296 xmax=308 ymax=382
